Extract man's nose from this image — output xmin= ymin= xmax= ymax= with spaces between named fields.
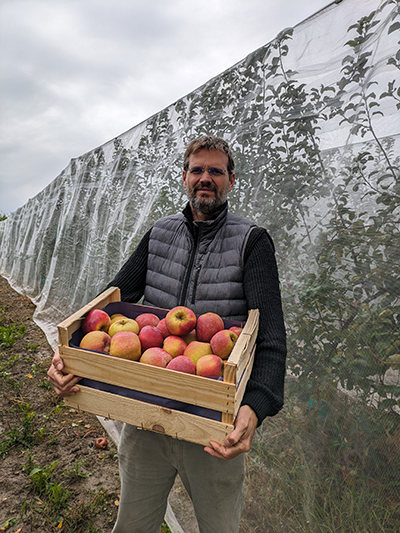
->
xmin=199 ymin=170 xmax=212 ymax=180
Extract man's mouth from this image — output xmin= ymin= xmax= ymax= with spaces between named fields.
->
xmin=194 ymin=184 xmax=216 ymax=195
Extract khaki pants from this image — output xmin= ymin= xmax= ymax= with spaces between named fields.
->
xmin=112 ymin=424 xmax=245 ymax=533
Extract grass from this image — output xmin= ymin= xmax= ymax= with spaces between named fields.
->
xmin=242 ymin=390 xmax=400 ymax=532
xmin=0 ymin=306 xmax=26 ymax=348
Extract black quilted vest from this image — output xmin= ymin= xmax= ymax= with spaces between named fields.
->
xmin=143 ymin=204 xmax=255 ymax=320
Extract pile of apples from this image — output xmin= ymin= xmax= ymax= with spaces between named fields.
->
xmin=79 ymin=306 xmax=243 ymax=378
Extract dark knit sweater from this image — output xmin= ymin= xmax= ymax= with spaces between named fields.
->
xmin=106 ymin=203 xmax=287 ymax=424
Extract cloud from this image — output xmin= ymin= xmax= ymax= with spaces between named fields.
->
xmin=0 ymin=0 xmax=330 ymax=214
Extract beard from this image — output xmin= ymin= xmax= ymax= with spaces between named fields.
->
xmin=187 ymin=182 xmax=229 ymax=216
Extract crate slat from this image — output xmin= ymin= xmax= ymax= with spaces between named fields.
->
xmin=60 ymin=345 xmax=236 ymax=413
xmin=65 ymin=386 xmax=234 ymax=447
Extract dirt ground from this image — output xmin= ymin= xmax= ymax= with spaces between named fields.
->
xmin=0 ymin=276 xmax=121 ymax=532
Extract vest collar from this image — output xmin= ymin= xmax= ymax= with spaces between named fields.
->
xmin=182 ymin=201 xmax=228 ymax=228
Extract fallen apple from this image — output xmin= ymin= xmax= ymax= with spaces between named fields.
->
xmin=79 ymin=330 xmax=111 ymax=353
xmin=82 ymin=309 xmax=111 ymax=335
xmin=165 ymin=306 xmax=196 ymax=336
xmin=95 ymin=437 xmax=108 ymax=449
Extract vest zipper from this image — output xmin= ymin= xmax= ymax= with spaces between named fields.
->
xmin=179 ymin=224 xmax=201 ymax=306
xmin=191 ymin=265 xmax=202 ymax=305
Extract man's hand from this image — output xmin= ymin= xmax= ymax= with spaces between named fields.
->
xmin=47 ymin=348 xmax=81 ymax=397
xmin=204 ymin=405 xmax=258 ymax=460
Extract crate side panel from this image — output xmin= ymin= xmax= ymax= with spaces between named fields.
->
xmin=60 ymin=345 xmax=235 ymax=413
xmin=233 ymin=344 xmax=256 ymax=417
xmin=64 ymin=386 xmax=234 ymax=447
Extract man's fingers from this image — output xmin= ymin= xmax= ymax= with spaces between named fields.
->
xmin=204 ymin=441 xmax=246 ymax=460
xmin=47 ymin=364 xmax=81 ymax=397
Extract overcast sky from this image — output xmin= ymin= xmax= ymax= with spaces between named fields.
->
xmin=0 ymin=0 xmax=330 ymax=215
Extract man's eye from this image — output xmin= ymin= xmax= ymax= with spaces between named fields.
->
xmin=209 ymin=168 xmax=225 ymax=176
xmin=190 ymin=167 xmax=203 ymax=175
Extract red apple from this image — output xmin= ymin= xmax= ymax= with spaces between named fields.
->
xmin=139 ymin=325 xmax=164 ymax=352
xmin=165 ymin=306 xmax=196 ymax=336
xmin=135 ymin=313 xmax=160 ymax=330
xmin=82 ymin=309 xmax=111 ymax=334
xmin=196 ymin=354 xmax=223 ymax=378
xmin=210 ymin=329 xmax=238 ymax=360
xmin=181 ymin=329 xmax=197 ymax=345
xmin=110 ymin=331 xmax=141 ymax=361
xmin=196 ymin=312 xmax=224 ymax=342
xmin=108 ymin=317 xmax=140 ymax=337
xmin=183 ymin=341 xmax=213 ymax=365
xmin=229 ymin=326 xmax=243 ymax=337
xmin=79 ymin=330 xmax=111 ymax=353
xmin=140 ymin=347 xmax=172 ymax=367
xmin=167 ymin=355 xmax=196 ymax=374
xmin=163 ymin=335 xmax=187 ymax=358
xmin=157 ymin=318 xmax=172 ymax=339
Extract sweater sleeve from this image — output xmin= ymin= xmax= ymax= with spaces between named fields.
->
xmin=105 ymin=229 xmax=151 ymax=303
xmin=241 ymin=227 xmax=287 ymax=424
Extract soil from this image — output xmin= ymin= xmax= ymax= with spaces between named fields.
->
xmin=0 ymin=276 xmax=120 ymax=532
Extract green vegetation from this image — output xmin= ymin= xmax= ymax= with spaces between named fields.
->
xmin=18 ymin=453 xmax=117 ymax=532
xmin=0 ymin=401 xmax=37 ymax=457
xmin=0 ymin=306 xmax=26 ymax=349
xmin=245 ymin=393 xmax=399 ymax=532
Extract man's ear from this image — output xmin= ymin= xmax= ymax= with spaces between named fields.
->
xmin=228 ymin=173 xmax=236 ymax=192
xmin=182 ymin=170 xmax=187 ymax=189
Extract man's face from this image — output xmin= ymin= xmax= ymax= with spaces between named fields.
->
xmin=183 ymin=149 xmax=235 ymax=220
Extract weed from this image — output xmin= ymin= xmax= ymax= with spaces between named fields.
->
xmin=38 ymin=378 xmax=52 ymax=390
xmin=26 ymin=343 xmax=39 ymax=352
xmin=62 ymin=458 xmax=92 ymax=478
xmin=21 ymin=456 xmax=71 ymax=527
xmin=0 ymin=309 xmax=26 ymax=348
xmin=0 ymin=353 xmax=20 ymax=367
xmin=0 ymin=517 xmax=19 ymax=530
xmin=0 ymin=401 xmax=37 ymax=457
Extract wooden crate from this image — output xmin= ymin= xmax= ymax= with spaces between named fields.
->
xmin=57 ymin=287 xmax=259 ymax=446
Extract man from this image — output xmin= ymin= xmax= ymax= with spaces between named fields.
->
xmin=48 ymin=135 xmax=287 ymax=532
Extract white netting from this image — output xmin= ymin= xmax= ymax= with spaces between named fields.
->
xmin=1 ymin=0 xmax=399 ymax=529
